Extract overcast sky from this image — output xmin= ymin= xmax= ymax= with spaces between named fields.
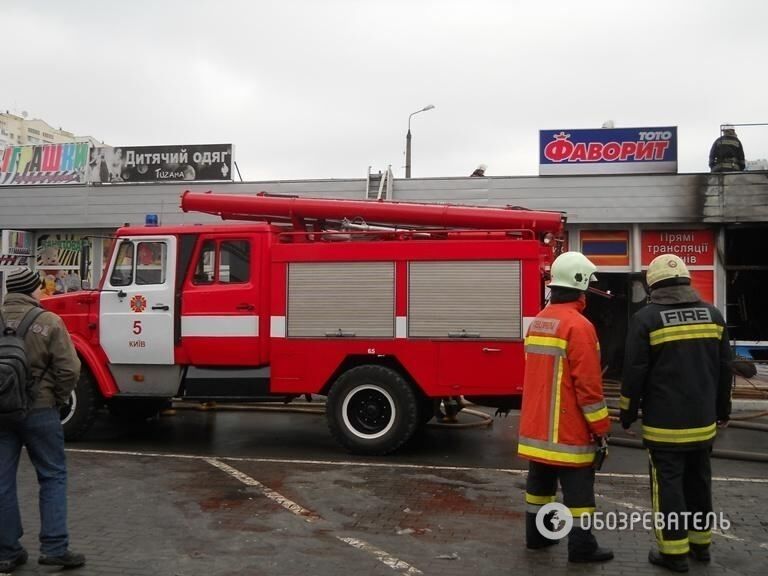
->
xmin=4 ymin=0 xmax=768 ymax=180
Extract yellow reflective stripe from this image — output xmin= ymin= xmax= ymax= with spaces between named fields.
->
xmin=650 ymin=450 xmax=691 ymax=555
xmin=619 ymin=395 xmax=631 ymax=410
xmin=659 ymin=538 xmax=690 ymax=555
xmin=525 ymin=493 xmax=555 ymax=505
xmin=649 ymin=323 xmax=723 ymax=346
xmin=552 ymin=357 xmax=563 ymax=442
xmin=582 ymin=401 xmax=607 ymax=419
xmin=525 ymin=335 xmax=568 ymax=350
xmin=582 ymin=400 xmax=606 ymax=413
xmin=642 ymin=423 xmax=717 ymax=444
xmin=689 ymin=530 xmax=712 ymax=545
xmin=569 ymin=507 xmax=596 ymax=517
xmin=650 ymin=452 xmax=662 ymax=546
xmin=518 ymin=443 xmax=595 ymax=465
xmin=651 ymin=329 xmax=723 ymax=346
xmin=519 ymin=436 xmax=595 ymax=454
xmin=643 ymin=423 xmax=717 ymax=437
xmin=584 ymin=406 xmax=609 ymax=423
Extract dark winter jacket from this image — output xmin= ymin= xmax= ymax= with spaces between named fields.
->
xmin=709 ymin=134 xmax=745 ymax=171
xmin=1 ymin=293 xmax=80 ymax=409
xmin=620 ymin=285 xmax=732 ymax=450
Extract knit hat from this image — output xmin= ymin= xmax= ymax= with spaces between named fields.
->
xmin=5 ymin=268 xmax=41 ymax=295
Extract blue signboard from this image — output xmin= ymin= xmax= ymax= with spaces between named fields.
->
xmin=539 ymin=127 xmax=677 ymax=175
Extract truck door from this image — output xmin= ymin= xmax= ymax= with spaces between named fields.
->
xmin=180 ymin=235 xmax=262 ymax=366
xmin=100 ymin=236 xmax=177 ymax=366
xmin=409 ymin=260 xmax=523 ymax=392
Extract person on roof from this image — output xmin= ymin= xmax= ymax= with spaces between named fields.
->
xmin=709 ymin=126 xmax=745 ymax=172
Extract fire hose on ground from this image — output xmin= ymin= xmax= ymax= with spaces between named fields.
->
xmin=167 ymin=400 xmax=495 ymax=428
xmin=606 ymin=409 xmax=768 ymax=463
xmin=163 ymin=400 xmax=768 ymax=461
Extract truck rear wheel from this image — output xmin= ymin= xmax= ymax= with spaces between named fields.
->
xmin=326 ymin=365 xmax=419 ymax=455
xmin=61 ymin=366 xmax=101 ymax=441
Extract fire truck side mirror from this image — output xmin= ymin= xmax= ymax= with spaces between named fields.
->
xmin=79 ymin=241 xmax=91 ymax=290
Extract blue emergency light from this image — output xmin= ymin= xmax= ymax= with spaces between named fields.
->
xmin=145 ymin=214 xmax=159 ymax=227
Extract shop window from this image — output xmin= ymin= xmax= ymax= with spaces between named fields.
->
xmin=580 ymin=230 xmax=630 ymax=267
xmin=36 ymin=232 xmax=86 ymax=296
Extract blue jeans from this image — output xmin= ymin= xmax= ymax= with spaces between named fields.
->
xmin=0 ymin=407 xmax=69 ymax=560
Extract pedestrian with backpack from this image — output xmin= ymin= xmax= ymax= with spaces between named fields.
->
xmin=0 ymin=267 xmax=85 ymax=572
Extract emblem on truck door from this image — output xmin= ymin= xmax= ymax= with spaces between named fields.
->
xmin=130 ymin=294 xmax=147 ymax=313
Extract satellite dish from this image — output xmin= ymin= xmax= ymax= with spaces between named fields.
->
xmin=21 ymin=111 xmax=28 ymax=118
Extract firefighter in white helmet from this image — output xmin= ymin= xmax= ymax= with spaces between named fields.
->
xmin=621 ymin=254 xmax=732 ymax=572
xmin=518 ymin=251 xmax=614 ymax=562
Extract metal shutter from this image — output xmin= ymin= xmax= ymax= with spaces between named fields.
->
xmin=287 ymin=262 xmax=394 ymax=338
xmin=409 ymin=261 xmax=522 ymax=339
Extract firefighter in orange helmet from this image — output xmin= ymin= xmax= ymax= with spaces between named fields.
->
xmin=518 ymin=251 xmax=613 ymax=562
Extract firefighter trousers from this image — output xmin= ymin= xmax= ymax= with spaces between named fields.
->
xmin=525 ymin=461 xmax=598 ymax=555
xmin=648 ymin=448 xmax=713 ymax=556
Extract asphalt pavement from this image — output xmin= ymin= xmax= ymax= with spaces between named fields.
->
xmin=6 ymin=404 xmax=768 ymax=576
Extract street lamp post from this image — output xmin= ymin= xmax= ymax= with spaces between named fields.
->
xmin=405 ymin=104 xmax=435 ymax=178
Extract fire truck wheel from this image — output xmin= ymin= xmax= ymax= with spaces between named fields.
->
xmin=326 ymin=365 xmax=419 ymax=455
xmin=60 ymin=366 xmax=100 ymax=441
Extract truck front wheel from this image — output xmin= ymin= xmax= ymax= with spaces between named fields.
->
xmin=326 ymin=365 xmax=419 ymax=455
xmin=60 ymin=366 xmax=101 ymax=441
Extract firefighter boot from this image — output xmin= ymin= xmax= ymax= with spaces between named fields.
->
xmin=689 ymin=544 xmax=711 ymax=563
xmin=525 ymin=512 xmax=559 ymax=549
xmin=567 ymin=527 xmax=614 ymax=563
xmin=649 ymin=549 xmax=689 ymax=573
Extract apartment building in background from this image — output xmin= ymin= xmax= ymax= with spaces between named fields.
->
xmin=0 ymin=110 xmax=101 ymax=147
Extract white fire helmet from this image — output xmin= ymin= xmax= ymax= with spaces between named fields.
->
xmin=549 ymin=251 xmax=597 ymax=291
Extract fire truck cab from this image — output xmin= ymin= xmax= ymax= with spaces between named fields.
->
xmin=44 ymin=192 xmax=564 ymax=455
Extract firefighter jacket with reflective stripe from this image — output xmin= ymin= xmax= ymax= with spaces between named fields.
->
xmin=709 ymin=135 xmax=745 ymax=171
xmin=518 ymin=299 xmax=610 ymax=467
xmin=620 ymin=285 xmax=732 ymax=450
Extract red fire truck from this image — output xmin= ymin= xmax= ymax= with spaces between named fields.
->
xmin=43 ymin=192 xmax=564 ymax=454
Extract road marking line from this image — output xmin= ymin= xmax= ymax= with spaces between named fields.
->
xmin=204 ymin=458 xmax=423 ymax=574
xmin=204 ymin=457 xmax=320 ymax=523
xmin=337 ymin=537 xmax=423 ymax=575
xmin=65 ymin=448 xmax=768 ymax=484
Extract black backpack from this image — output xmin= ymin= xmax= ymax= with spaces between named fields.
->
xmin=0 ymin=307 xmax=45 ymax=427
